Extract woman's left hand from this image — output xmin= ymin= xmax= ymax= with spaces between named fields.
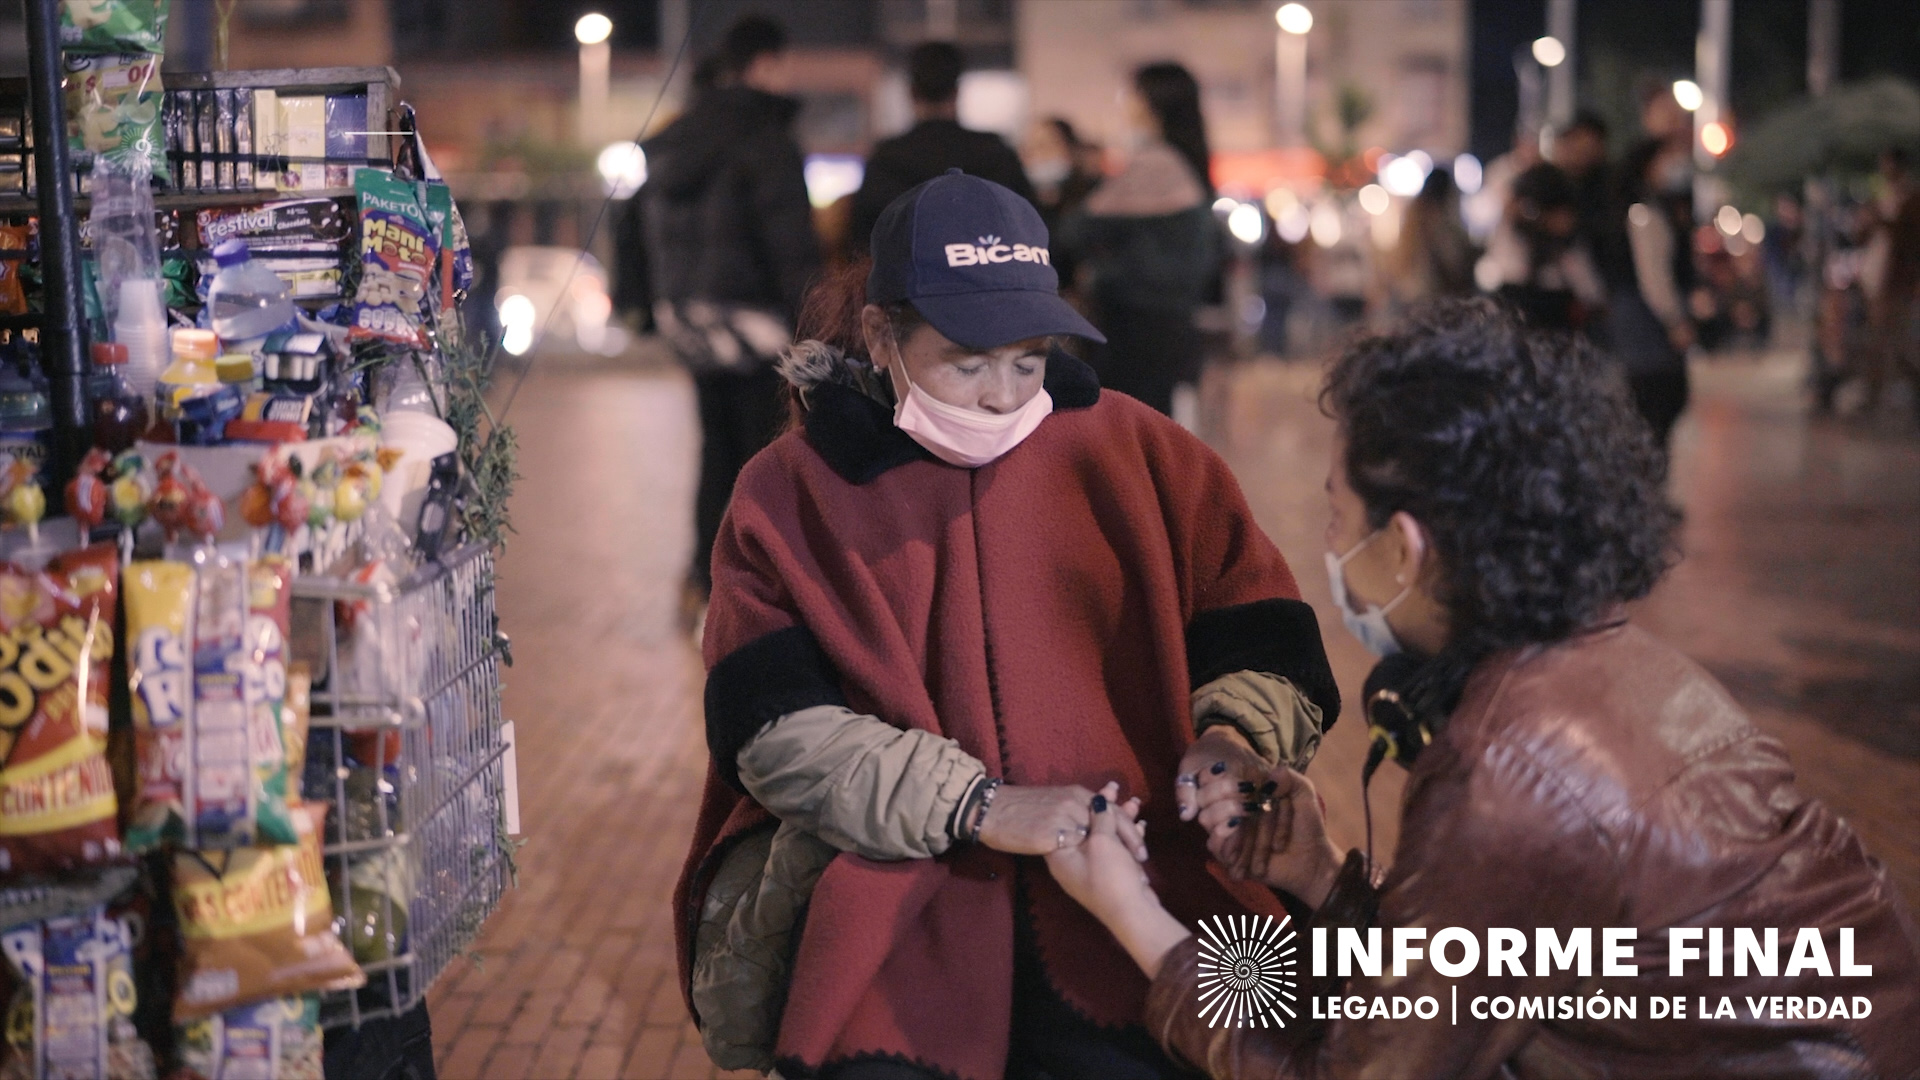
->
xmin=1044 ymin=783 xmax=1155 ymax=926
xmin=1175 ymin=725 xmax=1270 ymax=833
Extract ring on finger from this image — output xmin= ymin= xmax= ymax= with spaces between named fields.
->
xmin=1056 ymin=828 xmax=1069 ymax=851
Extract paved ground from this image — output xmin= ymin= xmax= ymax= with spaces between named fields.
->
xmin=426 ymin=345 xmax=1920 ymax=1079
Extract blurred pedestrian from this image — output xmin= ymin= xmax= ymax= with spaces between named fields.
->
xmin=1864 ymin=148 xmax=1920 ymax=419
xmin=1553 ymin=110 xmax=1611 ymax=258
xmin=1604 ymin=138 xmax=1696 ymax=453
xmin=1384 ymin=167 xmax=1474 ymax=309
xmin=1058 ymin=62 xmax=1219 ymax=415
xmin=640 ymin=14 xmax=820 ymax=610
xmin=847 ymin=42 xmax=1035 ymax=255
xmin=1474 ymin=162 xmax=1604 ymax=332
xmin=1021 ymin=117 xmax=1101 ymax=231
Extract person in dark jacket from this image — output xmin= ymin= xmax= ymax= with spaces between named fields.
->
xmin=846 ymin=41 xmax=1036 ymax=256
xmin=1045 ymin=302 xmax=1920 ymax=1079
xmin=640 ymin=15 xmax=820 ymax=602
xmin=1057 ymin=62 xmax=1219 ymax=417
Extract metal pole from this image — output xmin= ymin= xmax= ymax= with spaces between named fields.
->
xmin=1807 ymin=0 xmax=1838 ymax=98
xmin=24 ymin=0 xmax=91 ymax=492
xmin=1277 ymin=30 xmax=1308 ymax=146
xmin=1545 ymin=0 xmax=1577 ymax=128
xmin=1693 ymin=0 xmax=1732 ymax=221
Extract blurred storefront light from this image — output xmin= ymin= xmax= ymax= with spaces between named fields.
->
xmin=1358 ymin=184 xmax=1390 ymax=215
xmin=1531 ymin=36 xmax=1566 ymax=68
xmin=1454 ymin=153 xmax=1483 ymax=194
xmin=1309 ymin=201 xmax=1343 ymax=247
xmin=1276 ymin=3 xmax=1313 ymax=35
xmin=1672 ymin=79 xmax=1704 ymax=112
xmin=1275 ymin=204 xmax=1311 ymax=243
xmin=498 ymin=293 xmax=536 ymax=356
xmin=597 ymin=141 xmax=646 ymax=198
xmin=1715 ymin=204 xmax=1743 ymax=236
xmin=1379 ymin=154 xmax=1426 ymax=197
xmin=1227 ymin=202 xmax=1266 ymax=245
xmin=803 ymin=155 xmax=865 ymax=209
xmin=1213 ymin=196 xmax=1240 ymax=215
xmin=1741 ymin=212 xmax=1765 ymax=244
xmin=1700 ymin=121 xmax=1731 ymax=156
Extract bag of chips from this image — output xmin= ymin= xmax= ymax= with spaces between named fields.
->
xmin=0 ymin=226 xmax=28 ymax=317
xmin=175 ymin=993 xmax=323 ymax=1080
xmin=0 ymin=907 xmax=156 ymax=1080
xmin=0 ymin=543 xmax=122 ymax=876
xmin=63 ymin=52 xmax=168 ymax=183
xmin=58 ymin=0 xmax=169 ymax=55
xmin=125 ymin=558 xmax=297 ymax=852
xmin=349 ymin=169 xmax=432 ymax=349
xmin=171 ymin=802 xmax=363 ymax=1021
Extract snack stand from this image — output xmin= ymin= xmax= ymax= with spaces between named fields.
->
xmin=0 ymin=1 xmax=514 ymax=1075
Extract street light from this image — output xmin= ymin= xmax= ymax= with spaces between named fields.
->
xmin=577 ymin=13 xmax=613 ymax=144
xmin=1274 ymin=4 xmax=1310 ymax=146
xmin=1672 ymin=79 xmax=1703 ymax=112
xmin=1531 ymin=36 xmax=1566 ymax=68
xmin=575 ymin=13 xmax=612 ymax=45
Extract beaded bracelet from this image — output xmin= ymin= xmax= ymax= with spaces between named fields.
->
xmin=966 ymin=777 xmax=1003 ymax=844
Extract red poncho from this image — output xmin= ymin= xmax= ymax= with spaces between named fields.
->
xmin=676 ymin=354 xmax=1336 ymax=1079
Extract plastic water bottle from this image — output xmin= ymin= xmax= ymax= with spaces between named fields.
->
xmin=206 ymin=238 xmax=295 ymax=342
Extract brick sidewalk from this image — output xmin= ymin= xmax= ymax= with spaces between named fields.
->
xmin=431 ymin=352 xmax=1919 ymax=1079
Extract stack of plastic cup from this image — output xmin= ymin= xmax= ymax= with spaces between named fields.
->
xmin=113 ymin=279 xmax=168 ymax=405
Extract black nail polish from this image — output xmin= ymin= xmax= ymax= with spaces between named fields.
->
xmin=1091 ymin=794 xmax=1108 ymax=813
xmin=1210 ymin=761 xmax=1227 ymax=775
xmin=1228 ymin=816 xmax=1243 ymax=828
xmin=1243 ymin=801 xmax=1260 ymax=813
xmin=1237 ymin=781 xmax=1256 ymax=794
xmin=1260 ymin=779 xmax=1279 ymax=794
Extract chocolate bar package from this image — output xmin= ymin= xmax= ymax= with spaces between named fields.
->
xmin=195 ymin=89 xmax=219 ymax=193
xmin=234 ymin=88 xmax=254 ymax=190
xmin=324 ymin=94 xmax=368 ymax=189
xmin=195 ymin=198 xmax=352 ymax=251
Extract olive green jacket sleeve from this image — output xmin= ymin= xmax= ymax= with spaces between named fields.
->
xmin=1191 ymin=671 xmax=1325 ymax=771
xmin=736 ymin=705 xmax=987 ymax=861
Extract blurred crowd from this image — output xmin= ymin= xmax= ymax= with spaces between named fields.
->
xmin=613 ymin=13 xmax=1920 ymax=611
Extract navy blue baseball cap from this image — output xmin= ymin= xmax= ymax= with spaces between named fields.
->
xmin=868 ymin=169 xmax=1105 ymax=349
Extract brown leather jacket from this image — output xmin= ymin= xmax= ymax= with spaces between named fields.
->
xmin=1145 ymin=623 xmax=1920 ymax=1079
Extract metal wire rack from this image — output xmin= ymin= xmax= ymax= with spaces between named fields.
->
xmin=289 ymin=543 xmax=509 ymax=1029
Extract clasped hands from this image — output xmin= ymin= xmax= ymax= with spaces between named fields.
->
xmin=1043 ymin=727 xmax=1345 ymax=944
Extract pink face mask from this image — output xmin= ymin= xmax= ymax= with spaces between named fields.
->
xmin=891 ymin=355 xmax=1053 ymax=468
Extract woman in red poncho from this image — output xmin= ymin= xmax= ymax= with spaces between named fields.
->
xmin=673 ymin=171 xmax=1339 ymax=1080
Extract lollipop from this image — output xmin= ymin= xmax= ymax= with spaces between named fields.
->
xmin=65 ymin=449 xmax=113 ymax=542
xmin=108 ymin=451 xmax=153 ymax=529
xmin=185 ymin=487 xmax=224 ymax=542
xmin=3 ymin=476 xmax=44 ymax=548
xmin=149 ymin=454 xmax=191 ymax=543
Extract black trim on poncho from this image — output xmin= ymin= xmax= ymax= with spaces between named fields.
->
xmin=1186 ymin=598 xmax=1342 ymax=730
xmin=706 ymin=625 xmax=848 ymax=792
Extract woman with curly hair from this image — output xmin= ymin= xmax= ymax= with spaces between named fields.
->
xmin=1045 ymin=300 xmax=1920 ymax=1078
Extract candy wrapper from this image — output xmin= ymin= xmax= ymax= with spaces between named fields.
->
xmin=58 ymin=0 xmax=169 ymax=55
xmin=125 ymin=556 xmax=298 ymax=852
xmin=0 ymin=907 xmax=156 ymax=1080
xmin=171 ymin=803 xmax=365 ymax=1020
xmin=63 ymin=52 xmax=168 ymax=183
xmin=175 ymin=994 xmax=323 ymax=1080
xmin=0 ymin=226 xmax=29 ymax=317
xmin=349 ymin=169 xmax=432 ymax=349
xmin=0 ymin=544 xmax=121 ymax=876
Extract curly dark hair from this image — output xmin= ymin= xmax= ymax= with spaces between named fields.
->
xmin=1321 ymin=299 xmax=1682 ymax=715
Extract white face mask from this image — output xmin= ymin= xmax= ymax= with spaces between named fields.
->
xmin=890 ymin=347 xmax=1053 ymax=468
xmin=1325 ymin=529 xmax=1411 ymax=657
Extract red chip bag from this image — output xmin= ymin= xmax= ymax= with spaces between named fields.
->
xmin=0 ymin=544 xmax=122 ymax=877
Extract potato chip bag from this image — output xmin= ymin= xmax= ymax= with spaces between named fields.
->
xmin=0 ymin=906 xmax=156 ymax=1080
xmin=126 ymin=557 xmax=297 ymax=852
xmin=175 ymin=993 xmax=323 ymax=1080
xmin=0 ymin=226 xmax=28 ymax=317
xmin=349 ymin=169 xmax=432 ymax=349
xmin=0 ymin=543 xmax=121 ymax=876
xmin=171 ymin=803 xmax=363 ymax=1021
xmin=58 ymin=0 xmax=169 ymax=55
xmin=62 ymin=52 xmax=168 ymax=183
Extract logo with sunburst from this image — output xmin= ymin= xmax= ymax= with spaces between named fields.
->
xmin=1195 ymin=914 xmax=1299 ymax=1028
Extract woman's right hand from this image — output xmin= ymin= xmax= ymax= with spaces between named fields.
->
xmin=980 ymin=783 xmax=1146 ymax=858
